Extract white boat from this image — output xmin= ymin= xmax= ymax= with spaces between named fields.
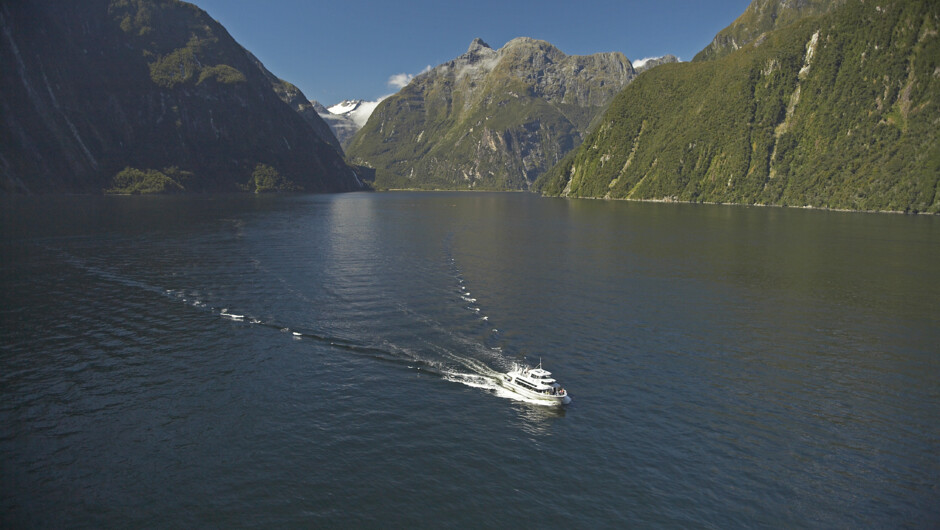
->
xmin=500 ymin=360 xmax=571 ymax=406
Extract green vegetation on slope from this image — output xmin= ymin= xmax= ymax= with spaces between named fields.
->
xmin=112 ymin=0 xmax=247 ymax=88
xmin=106 ymin=166 xmax=190 ymax=194
xmin=694 ymin=0 xmax=844 ymax=62
xmin=538 ymin=0 xmax=940 ymax=213
xmin=243 ymin=164 xmax=300 ymax=193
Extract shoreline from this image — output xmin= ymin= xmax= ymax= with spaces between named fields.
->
xmin=573 ymin=194 xmax=934 ymax=216
xmin=371 ymin=188 xmax=937 ymax=216
xmin=6 ymin=187 xmax=935 ymax=215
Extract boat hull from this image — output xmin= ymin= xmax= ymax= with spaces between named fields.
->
xmin=499 ymin=374 xmax=571 ymax=406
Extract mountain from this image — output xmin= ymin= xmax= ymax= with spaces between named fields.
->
xmin=345 ymin=38 xmax=635 ymax=190
xmin=634 ymin=55 xmax=680 ymax=74
xmin=249 ymin=54 xmax=343 ymax=153
xmin=694 ymin=0 xmax=844 ymax=62
xmin=314 ymin=99 xmax=384 ymax=147
xmin=537 ymin=0 xmax=940 ymax=213
xmin=327 ymin=100 xmax=385 ymax=128
xmin=313 ymin=101 xmax=359 ymax=148
xmin=0 ymin=0 xmax=360 ymax=194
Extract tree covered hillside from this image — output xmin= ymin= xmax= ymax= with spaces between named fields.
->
xmin=537 ymin=0 xmax=939 ymax=213
xmin=694 ymin=0 xmax=844 ymax=62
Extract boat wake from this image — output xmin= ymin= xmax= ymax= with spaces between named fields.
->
xmin=54 ymin=242 xmax=566 ymax=408
xmin=439 ymin=250 xmax=569 ymax=407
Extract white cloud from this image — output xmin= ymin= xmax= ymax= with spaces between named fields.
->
xmin=387 ymin=73 xmax=412 ymax=89
xmin=348 ymin=96 xmax=389 ymax=128
xmin=632 ymin=57 xmax=656 ymax=69
xmin=387 ymin=65 xmax=432 ymax=89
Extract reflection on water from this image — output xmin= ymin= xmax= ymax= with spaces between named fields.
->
xmin=513 ymin=401 xmax=566 ymax=437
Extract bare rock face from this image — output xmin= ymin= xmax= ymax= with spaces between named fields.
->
xmin=346 ymin=37 xmax=637 ymax=190
xmin=0 ymin=0 xmax=359 ymax=193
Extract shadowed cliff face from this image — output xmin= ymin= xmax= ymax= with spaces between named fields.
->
xmin=345 ymin=38 xmax=635 ymax=191
xmin=0 ymin=0 xmax=359 ymax=193
xmin=247 ymin=52 xmax=344 ymax=154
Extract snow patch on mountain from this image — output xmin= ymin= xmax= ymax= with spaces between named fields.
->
xmin=327 ymin=98 xmax=387 ymax=128
xmin=315 ymin=97 xmax=388 ymax=146
xmin=328 ymin=100 xmax=360 ymax=115
xmin=315 ymin=65 xmax=431 ymax=146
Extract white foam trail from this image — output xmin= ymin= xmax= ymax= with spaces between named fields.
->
xmin=220 ymin=310 xmax=244 ymax=321
xmin=441 ymin=371 xmax=494 ymax=389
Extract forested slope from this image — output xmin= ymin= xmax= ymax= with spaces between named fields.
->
xmin=538 ymin=0 xmax=939 ymax=213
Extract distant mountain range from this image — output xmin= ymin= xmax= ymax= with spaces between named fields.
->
xmin=313 ymin=99 xmax=384 ymax=147
xmin=346 ymin=38 xmax=638 ymax=190
xmin=537 ymin=0 xmax=940 ymax=213
xmin=0 ymin=0 xmax=359 ymax=194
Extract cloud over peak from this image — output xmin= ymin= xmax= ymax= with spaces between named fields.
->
xmin=387 ymin=65 xmax=432 ymax=89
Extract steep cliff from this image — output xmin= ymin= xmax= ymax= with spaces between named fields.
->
xmin=345 ymin=38 xmax=635 ymax=190
xmin=538 ymin=0 xmax=940 ymax=213
xmin=0 ymin=0 xmax=359 ymax=193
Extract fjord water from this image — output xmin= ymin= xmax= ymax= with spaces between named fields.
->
xmin=1 ymin=192 xmax=937 ymax=527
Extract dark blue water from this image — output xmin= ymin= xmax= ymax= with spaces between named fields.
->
xmin=2 ymin=192 xmax=938 ymax=527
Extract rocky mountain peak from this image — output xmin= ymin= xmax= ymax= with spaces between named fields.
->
xmin=467 ymin=37 xmax=492 ymax=53
xmin=456 ymin=37 xmax=498 ymax=70
xmin=501 ymin=37 xmax=564 ymax=61
xmin=347 ymin=37 xmax=639 ymax=191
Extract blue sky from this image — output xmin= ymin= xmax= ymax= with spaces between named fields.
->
xmin=190 ymin=0 xmax=751 ymax=105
